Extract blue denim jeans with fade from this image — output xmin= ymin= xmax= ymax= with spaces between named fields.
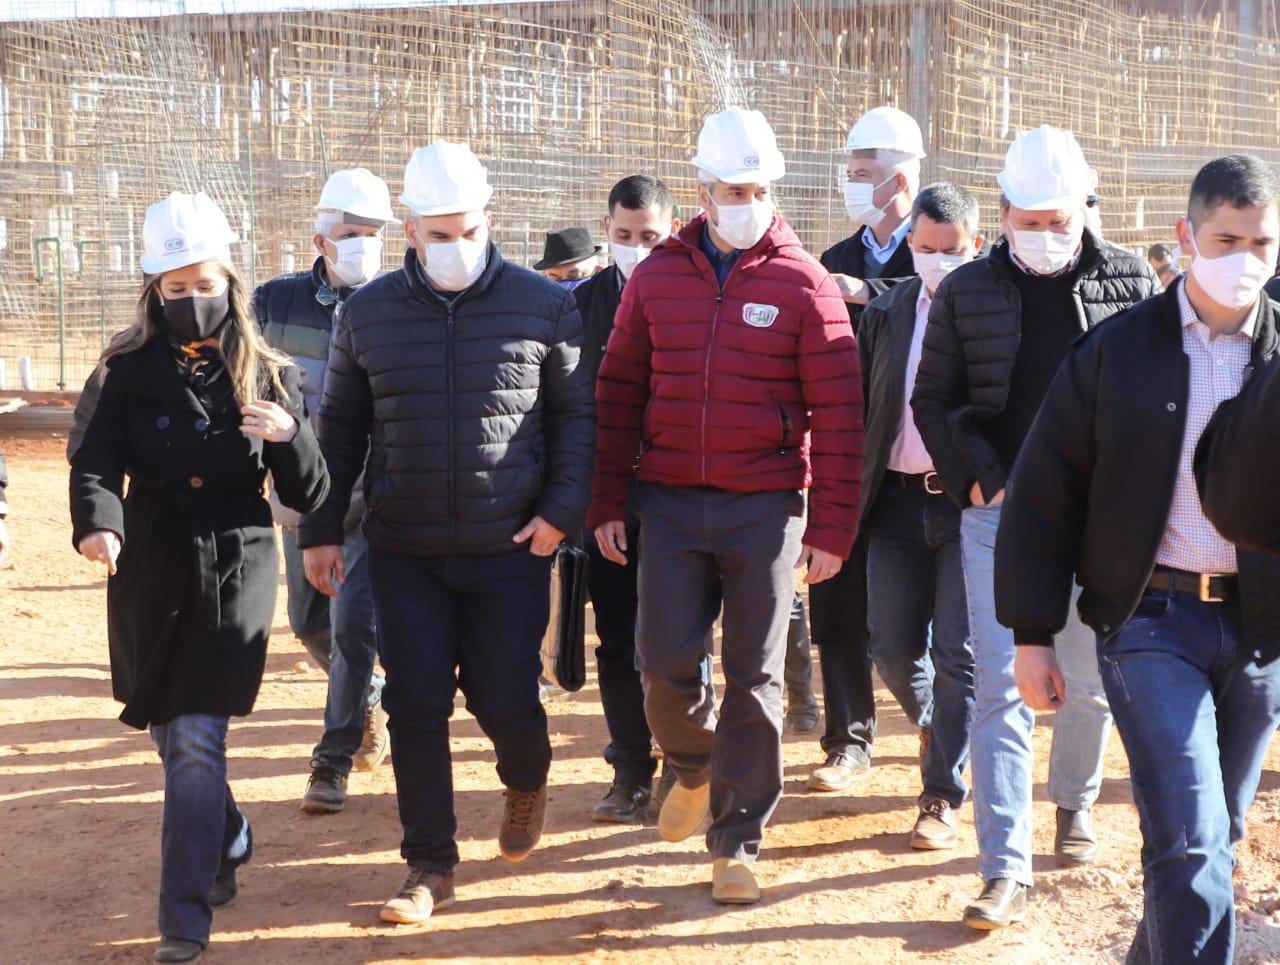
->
xmin=1099 ymin=587 xmax=1280 ymax=964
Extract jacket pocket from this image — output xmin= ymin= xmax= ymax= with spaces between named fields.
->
xmin=772 ymin=396 xmax=799 ymax=449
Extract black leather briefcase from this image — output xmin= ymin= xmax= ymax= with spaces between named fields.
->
xmin=539 ymin=542 xmax=589 ymax=692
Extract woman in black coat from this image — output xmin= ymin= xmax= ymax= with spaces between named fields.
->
xmin=69 ymin=192 xmax=328 ymax=964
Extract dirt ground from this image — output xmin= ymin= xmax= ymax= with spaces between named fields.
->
xmin=3 ymin=430 xmax=1280 ymax=964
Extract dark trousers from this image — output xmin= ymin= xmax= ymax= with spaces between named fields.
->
xmin=1100 ymin=588 xmax=1280 ymax=964
xmin=809 ymin=538 xmax=877 ymax=762
xmin=149 ymin=715 xmax=250 ymax=946
xmin=864 ymin=480 xmax=972 ymax=806
xmin=368 ymin=546 xmax=554 ymax=874
xmin=585 ymin=515 xmax=657 ymax=787
xmin=634 ymin=483 xmax=805 ymax=864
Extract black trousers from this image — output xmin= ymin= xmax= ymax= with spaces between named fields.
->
xmin=369 ymin=546 xmax=554 ymax=874
xmin=808 ymin=538 xmax=877 ymax=762
xmin=584 ymin=515 xmax=657 ymax=787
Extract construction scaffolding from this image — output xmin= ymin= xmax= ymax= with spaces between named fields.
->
xmin=0 ymin=0 xmax=1276 ymax=390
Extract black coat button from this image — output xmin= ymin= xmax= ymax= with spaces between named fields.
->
xmin=195 ymin=418 xmax=209 ymax=432
xmin=156 ymin=416 xmax=170 ymax=429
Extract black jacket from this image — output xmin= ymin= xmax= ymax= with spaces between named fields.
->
xmin=297 ymin=245 xmax=596 ymax=556
xmin=1265 ymin=274 xmax=1280 ymax=303
xmin=1195 ymin=293 xmax=1280 ymax=554
xmin=995 ymin=284 xmax=1280 ymax=663
xmin=254 ymin=257 xmax=364 ymax=529
xmin=857 ymin=276 xmax=927 ymax=529
xmin=573 ymin=264 xmax=625 ymax=382
xmin=820 ymin=225 xmax=916 ymax=332
xmin=69 ymin=337 xmax=329 ymax=728
xmin=911 ymin=233 xmax=1160 ymax=507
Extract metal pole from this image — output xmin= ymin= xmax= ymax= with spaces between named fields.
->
xmin=34 ymin=236 xmax=67 ymax=389
xmin=246 ymin=125 xmax=258 ymax=289
xmin=318 ymin=123 xmax=330 ymax=179
xmin=75 ymin=239 xmax=108 ymax=349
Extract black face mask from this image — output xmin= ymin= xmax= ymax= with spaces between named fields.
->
xmin=161 ymin=291 xmax=230 ymax=342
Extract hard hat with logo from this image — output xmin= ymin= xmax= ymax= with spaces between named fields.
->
xmin=399 ymin=140 xmax=494 ymax=217
xmin=315 ymin=167 xmax=399 ymax=225
xmin=139 ymin=191 xmax=239 ymax=275
xmin=845 ymin=106 xmax=926 ymax=159
xmin=997 ymin=125 xmax=1099 ymax=211
xmin=691 ymin=107 xmax=786 ymax=184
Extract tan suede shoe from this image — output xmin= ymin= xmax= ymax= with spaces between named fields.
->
xmin=711 ymin=858 xmax=760 ymax=905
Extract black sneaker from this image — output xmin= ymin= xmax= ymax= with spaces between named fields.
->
xmin=300 ymin=763 xmax=347 ymax=815
xmin=591 ymin=778 xmax=652 ymax=824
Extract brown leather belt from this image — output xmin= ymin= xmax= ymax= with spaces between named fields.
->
xmin=884 ymin=470 xmax=946 ymax=496
xmin=1147 ymin=566 xmax=1237 ymax=604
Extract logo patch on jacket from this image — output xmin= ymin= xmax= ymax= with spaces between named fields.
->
xmin=742 ymin=303 xmax=780 ymax=328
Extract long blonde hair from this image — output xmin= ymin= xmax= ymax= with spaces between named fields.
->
xmin=99 ymin=261 xmax=291 ymax=404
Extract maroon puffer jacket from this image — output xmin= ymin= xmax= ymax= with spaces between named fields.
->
xmin=587 ymin=213 xmax=863 ymax=558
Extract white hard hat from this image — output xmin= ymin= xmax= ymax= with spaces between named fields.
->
xmin=399 ymin=140 xmax=494 ymax=217
xmin=997 ymin=125 xmax=1099 ymax=211
xmin=690 ymin=107 xmax=786 ymax=184
xmin=139 ymin=191 xmax=238 ymax=275
xmin=315 ymin=167 xmax=399 ymax=224
xmin=845 ymin=106 xmax=926 ymax=159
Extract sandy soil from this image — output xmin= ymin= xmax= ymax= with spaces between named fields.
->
xmin=2 ymin=432 xmax=1279 ymax=964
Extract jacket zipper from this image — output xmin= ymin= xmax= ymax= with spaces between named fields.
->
xmin=446 ymin=309 xmax=456 ymax=552
xmin=702 ymin=290 xmax=723 ymax=484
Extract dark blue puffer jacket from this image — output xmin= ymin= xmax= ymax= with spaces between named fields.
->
xmin=297 ymin=244 xmax=595 ymax=556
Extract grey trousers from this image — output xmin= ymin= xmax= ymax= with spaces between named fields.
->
xmin=634 ymin=482 xmax=805 ymax=864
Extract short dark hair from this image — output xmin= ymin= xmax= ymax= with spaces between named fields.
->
xmin=911 ymin=182 xmax=980 ymax=234
xmin=1147 ymin=242 xmax=1173 ymax=265
xmin=608 ymin=175 xmax=674 ymax=217
xmin=1188 ymin=154 xmax=1280 ymax=223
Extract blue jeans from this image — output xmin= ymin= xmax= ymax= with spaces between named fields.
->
xmin=149 ymin=715 xmax=251 ymax=946
xmin=282 ymin=526 xmax=383 ymax=775
xmin=962 ymin=504 xmax=1111 ymax=885
xmin=866 ymin=480 xmax=972 ymax=806
xmin=1099 ymin=588 xmax=1280 ymax=964
xmin=368 ymin=546 xmax=554 ymax=874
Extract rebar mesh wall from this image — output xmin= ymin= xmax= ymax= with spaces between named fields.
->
xmin=0 ymin=0 xmax=1275 ymax=389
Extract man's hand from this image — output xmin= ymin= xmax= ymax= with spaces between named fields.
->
xmin=796 ymin=545 xmax=843 ymax=584
xmin=969 ymin=483 xmax=1006 ymax=508
xmin=78 ymin=529 xmax=121 ymax=575
xmin=593 ymin=520 xmax=628 ymax=565
xmin=1015 ymin=646 xmax=1065 ymax=711
xmin=514 ymin=516 xmax=565 ymax=557
xmin=304 ymin=544 xmax=345 ymax=597
xmin=830 ymin=273 xmax=870 ymax=305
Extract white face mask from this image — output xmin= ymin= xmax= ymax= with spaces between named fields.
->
xmin=843 ymin=176 xmax=895 ymax=227
xmin=610 ymin=241 xmax=651 ymax=280
xmin=326 ymin=235 xmax=383 ymax=288
xmin=711 ymin=196 xmax=774 ymax=251
xmin=1010 ymin=225 xmax=1082 ymax=275
xmin=1188 ymin=230 xmax=1272 ymax=311
xmin=422 ymin=231 xmax=488 ymax=292
xmin=913 ymin=251 xmax=971 ymax=295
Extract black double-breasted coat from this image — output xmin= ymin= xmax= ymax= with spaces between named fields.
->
xmin=70 ymin=336 xmax=329 ymax=729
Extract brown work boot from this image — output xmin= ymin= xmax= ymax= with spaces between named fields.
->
xmin=808 ymin=750 xmax=870 ymax=791
xmin=379 ymin=866 xmax=455 ymax=924
xmin=353 ymin=700 xmax=390 ymax=772
xmin=498 ymin=784 xmax=547 ymax=862
xmin=658 ymin=780 xmax=711 ymax=842
xmin=910 ymin=796 xmax=958 ymax=850
xmin=963 ymin=878 xmax=1028 ymax=930
xmin=711 ymin=857 xmax=760 ymax=905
